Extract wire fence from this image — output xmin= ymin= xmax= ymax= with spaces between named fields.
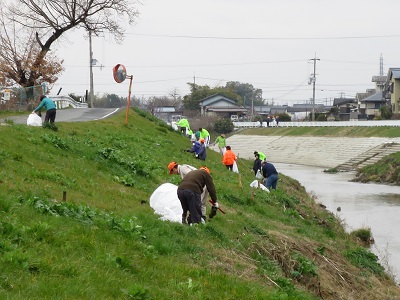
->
xmin=0 ymin=85 xmax=44 ymax=112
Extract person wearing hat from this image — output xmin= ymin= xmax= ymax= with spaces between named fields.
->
xmin=168 ymin=162 xmax=209 ymax=223
xmin=212 ymin=133 xmax=226 ymax=155
xmin=188 ymin=140 xmax=201 ymax=157
xmin=197 ymin=138 xmax=207 ymax=161
xmin=177 ymin=167 xmax=219 ymax=224
xmin=32 ymin=95 xmax=57 ymax=124
xmin=199 ymin=127 xmax=210 ymax=147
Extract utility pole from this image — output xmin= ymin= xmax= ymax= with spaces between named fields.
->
xmin=309 ymin=54 xmax=320 ymax=121
xmin=251 ymin=97 xmax=254 ymax=117
xmin=89 ymin=30 xmax=94 ymax=108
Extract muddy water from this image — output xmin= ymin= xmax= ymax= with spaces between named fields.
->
xmin=276 ymin=163 xmax=400 ymax=282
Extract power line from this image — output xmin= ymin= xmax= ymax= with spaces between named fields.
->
xmin=62 ymin=59 xmax=307 ymax=69
xmin=127 ymin=32 xmax=400 ymax=40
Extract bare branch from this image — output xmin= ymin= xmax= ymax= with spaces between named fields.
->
xmin=0 ymin=0 xmax=140 ymax=87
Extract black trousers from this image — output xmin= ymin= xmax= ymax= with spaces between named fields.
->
xmin=45 ymin=109 xmax=56 ymax=123
xmin=177 ymin=189 xmax=202 ymax=224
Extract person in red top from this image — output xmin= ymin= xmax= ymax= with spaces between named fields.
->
xmin=222 ymin=146 xmax=237 ymax=171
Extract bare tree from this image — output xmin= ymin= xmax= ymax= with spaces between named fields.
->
xmin=0 ymin=12 xmax=64 ymax=88
xmin=2 ymin=0 xmax=140 ymax=87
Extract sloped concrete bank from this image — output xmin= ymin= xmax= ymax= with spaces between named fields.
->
xmin=219 ymin=135 xmax=400 ymax=169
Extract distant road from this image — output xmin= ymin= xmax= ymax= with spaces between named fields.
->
xmin=5 ymin=108 xmax=122 ymax=125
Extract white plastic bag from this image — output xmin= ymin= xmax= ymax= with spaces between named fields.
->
xmin=256 ymin=169 xmax=263 ymax=179
xmin=27 ymin=113 xmax=42 ymax=126
xmin=250 ymin=180 xmax=270 ymax=192
xmin=232 ymin=161 xmax=239 ymax=173
xmin=149 ymin=183 xmax=182 ymax=223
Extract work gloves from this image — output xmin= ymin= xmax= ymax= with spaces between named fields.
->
xmin=209 ymin=202 xmax=219 ymax=219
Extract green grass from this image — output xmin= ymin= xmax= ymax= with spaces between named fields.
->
xmin=0 ymin=108 xmax=399 ymax=299
xmin=353 ymin=152 xmax=400 ymax=185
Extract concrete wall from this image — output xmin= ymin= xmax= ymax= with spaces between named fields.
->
xmin=215 ymin=135 xmax=400 ymax=168
xmin=233 ymin=120 xmax=400 ymax=128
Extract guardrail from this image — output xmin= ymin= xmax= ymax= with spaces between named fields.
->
xmin=233 ymin=120 xmax=400 ymax=127
xmin=48 ymin=95 xmax=88 ymax=109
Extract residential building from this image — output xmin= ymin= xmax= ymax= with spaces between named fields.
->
xmin=198 ymin=94 xmax=247 ymax=118
xmin=333 ymin=97 xmax=357 ymax=121
xmin=359 ymin=91 xmax=385 ymax=120
xmin=384 ymin=68 xmax=400 ymax=114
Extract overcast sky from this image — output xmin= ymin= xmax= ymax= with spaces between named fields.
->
xmin=51 ymin=0 xmax=400 ymax=106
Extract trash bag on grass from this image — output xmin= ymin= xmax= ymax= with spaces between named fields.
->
xmin=250 ymin=180 xmax=270 ymax=192
xmin=27 ymin=113 xmax=42 ymax=126
xmin=149 ymin=183 xmax=182 ymax=223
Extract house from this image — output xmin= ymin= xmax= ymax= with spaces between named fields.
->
xmin=252 ymin=105 xmax=271 ymax=116
xmin=333 ymin=97 xmax=357 ymax=121
xmin=287 ymin=104 xmax=326 ymax=121
xmin=359 ymin=91 xmax=385 ymax=120
xmin=153 ymin=106 xmax=183 ymax=123
xmin=198 ymin=94 xmax=247 ymax=118
xmin=384 ymin=68 xmax=400 ymax=114
xmin=251 ymin=105 xmax=289 ymax=117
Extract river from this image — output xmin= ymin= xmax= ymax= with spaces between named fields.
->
xmin=276 ymin=163 xmax=400 ymax=283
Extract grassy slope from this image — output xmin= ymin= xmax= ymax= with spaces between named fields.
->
xmin=1 ymin=109 xmax=399 ymax=300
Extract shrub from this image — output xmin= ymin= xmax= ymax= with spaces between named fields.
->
xmin=380 ymin=105 xmax=392 ymax=120
xmin=345 ymin=247 xmax=384 ymax=275
xmin=214 ymin=118 xmax=234 ymax=134
xmin=351 ymin=227 xmax=374 ymax=245
xmin=277 ymin=113 xmax=291 ymax=122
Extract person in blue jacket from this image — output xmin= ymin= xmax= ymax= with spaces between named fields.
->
xmin=197 ymin=138 xmax=207 ymax=161
xmin=261 ymin=161 xmax=279 ymax=190
xmin=189 ymin=140 xmax=201 ymax=155
xmin=188 ymin=138 xmax=207 ymax=161
xmin=33 ymin=95 xmax=57 ymax=123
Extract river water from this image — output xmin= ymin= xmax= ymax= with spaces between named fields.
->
xmin=276 ymin=163 xmax=400 ymax=283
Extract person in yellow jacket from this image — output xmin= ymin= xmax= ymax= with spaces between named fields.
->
xmin=176 ymin=118 xmax=190 ymax=135
xmin=199 ymin=127 xmax=210 ymax=147
xmin=222 ymin=146 xmax=237 ymax=171
xmin=254 ymin=151 xmax=266 ymax=162
xmin=212 ymin=133 xmax=226 ymax=155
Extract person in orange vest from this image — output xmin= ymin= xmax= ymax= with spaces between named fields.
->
xmin=222 ymin=145 xmax=237 ymax=171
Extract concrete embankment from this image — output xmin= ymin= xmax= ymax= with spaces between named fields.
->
xmin=216 ymin=135 xmax=400 ymax=169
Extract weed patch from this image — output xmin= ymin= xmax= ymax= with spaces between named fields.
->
xmin=345 ymin=247 xmax=385 ymax=276
xmin=23 ymin=197 xmax=145 ymax=237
